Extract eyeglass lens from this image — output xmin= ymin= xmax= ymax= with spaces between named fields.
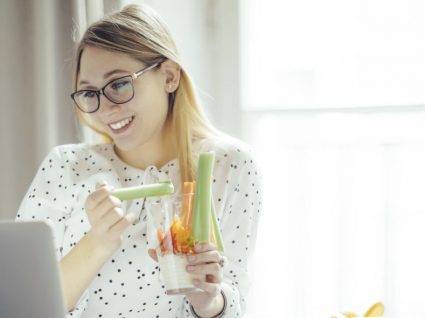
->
xmin=74 ymin=76 xmax=134 ymax=113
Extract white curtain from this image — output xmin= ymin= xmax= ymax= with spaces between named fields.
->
xmin=0 ymin=0 xmax=78 ymax=219
xmin=0 ymin=0 xmax=120 ymax=219
xmin=243 ymin=109 xmax=425 ymax=317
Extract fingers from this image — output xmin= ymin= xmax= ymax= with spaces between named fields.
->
xmin=83 ymin=182 xmax=136 ymax=255
xmin=97 ymin=194 xmax=121 ymax=213
xmin=187 ymin=242 xmax=224 ymax=285
xmin=109 ymin=212 xmax=137 ymax=236
xmin=85 ymin=181 xmax=134 ymax=237
xmin=85 ymin=183 xmax=113 ymax=211
xmin=85 ymin=183 xmax=118 ymax=223
xmin=97 ymin=207 xmax=125 ymax=232
xmin=194 ymin=241 xmax=218 ymax=253
xmin=191 ymin=279 xmax=221 ymax=297
xmin=187 ymin=250 xmax=221 ymax=265
xmin=93 ymin=196 xmax=122 ymax=221
xmin=187 ymin=262 xmax=222 ymax=278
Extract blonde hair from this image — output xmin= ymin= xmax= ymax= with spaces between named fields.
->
xmin=73 ymin=4 xmax=217 ymax=184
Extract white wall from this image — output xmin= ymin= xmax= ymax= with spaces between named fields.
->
xmin=123 ymin=0 xmax=242 ymax=138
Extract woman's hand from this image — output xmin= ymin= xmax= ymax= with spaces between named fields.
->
xmin=85 ymin=182 xmax=135 ymax=256
xmin=184 ymin=242 xmax=225 ymax=316
xmin=148 ymin=242 xmax=225 ymax=317
xmin=61 ymin=182 xmax=136 ymax=311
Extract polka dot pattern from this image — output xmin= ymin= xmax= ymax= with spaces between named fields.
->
xmin=16 ymin=137 xmax=262 ymax=317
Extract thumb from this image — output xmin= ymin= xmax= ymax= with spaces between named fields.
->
xmin=96 ymin=181 xmax=107 ymax=189
xmin=126 ymin=212 xmax=138 ymax=224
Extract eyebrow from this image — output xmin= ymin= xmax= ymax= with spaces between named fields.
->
xmin=78 ymin=69 xmax=130 ymax=86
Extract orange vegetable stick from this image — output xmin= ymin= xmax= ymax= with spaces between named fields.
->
xmin=181 ymin=181 xmax=195 ymax=229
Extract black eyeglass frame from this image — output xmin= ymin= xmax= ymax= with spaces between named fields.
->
xmin=70 ymin=62 xmax=159 ymax=113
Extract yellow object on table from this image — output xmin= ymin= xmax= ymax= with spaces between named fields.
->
xmin=337 ymin=301 xmax=384 ymax=318
xmin=363 ymin=302 xmax=384 ymax=316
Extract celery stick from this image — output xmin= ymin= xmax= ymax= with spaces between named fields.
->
xmin=210 ymin=199 xmax=225 ymax=252
xmin=192 ymin=152 xmax=214 ymax=242
xmin=191 ymin=183 xmax=199 ymax=238
xmin=112 ymin=181 xmax=174 ymax=201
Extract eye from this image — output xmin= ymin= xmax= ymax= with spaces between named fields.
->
xmin=110 ymin=78 xmax=132 ymax=91
xmin=81 ymin=91 xmax=97 ymax=99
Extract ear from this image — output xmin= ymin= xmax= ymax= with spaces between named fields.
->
xmin=160 ymin=59 xmax=181 ymax=93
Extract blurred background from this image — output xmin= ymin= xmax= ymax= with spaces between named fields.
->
xmin=1 ymin=0 xmax=425 ymax=317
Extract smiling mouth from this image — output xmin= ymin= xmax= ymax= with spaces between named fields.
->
xmin=108 ymin=116 xmax=135 ymax=131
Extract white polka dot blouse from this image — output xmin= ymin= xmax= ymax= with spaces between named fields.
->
xmin=16 ymin=137 xmax=262 ymax=318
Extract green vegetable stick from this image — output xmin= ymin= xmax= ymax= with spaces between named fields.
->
xmin=210 ymin=199 xmax=225 ymax=252
xmin=192 ymin=152 xmax=214 ymax=242
xmin=111 ymin=181 xmax=174 ymax=201
xmin=192 ymin=191 xmax=201 ymax=236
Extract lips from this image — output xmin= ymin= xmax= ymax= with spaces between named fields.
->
xmin=108 ymin=116 xmax=135 ymax=132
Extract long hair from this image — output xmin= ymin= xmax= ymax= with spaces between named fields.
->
xmin=73 ymin=4 xmax=217 ymax=184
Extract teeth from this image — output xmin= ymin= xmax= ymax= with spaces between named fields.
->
xmin=109 ymin=117 xmax=133 ymax=130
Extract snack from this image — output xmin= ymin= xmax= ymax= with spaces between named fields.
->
xmin=112 ymin=181 xmax=174 ymax=200
xmin=149 ymin=152 xmax=226 ymax=295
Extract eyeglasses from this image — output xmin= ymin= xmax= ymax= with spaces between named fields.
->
xmin=70 ymin=63 xmax=159 ymax=113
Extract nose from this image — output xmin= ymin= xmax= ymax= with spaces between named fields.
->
xmin=98 ymin=93 xmax=122 ymax=114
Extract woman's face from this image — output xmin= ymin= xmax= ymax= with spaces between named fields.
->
xmin=77 ymin=46 xmax=171 ymax=152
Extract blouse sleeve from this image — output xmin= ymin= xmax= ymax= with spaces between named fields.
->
xmin=181 ymin=146 xmax=263 ymax=317
xmin=15 ymin=146 xmax=90 ymax=317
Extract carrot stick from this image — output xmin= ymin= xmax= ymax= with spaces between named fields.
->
xmin=181 ymin=182 xmax=195 ymax=229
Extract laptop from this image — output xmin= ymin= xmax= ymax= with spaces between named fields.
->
xmin=0 ymin=220 xmax=67 ymax=318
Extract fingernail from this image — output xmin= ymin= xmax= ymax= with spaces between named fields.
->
xmin=192 ymin=279 xmax=200 ymax=286
xmin=187 ymin=265 xmax=194 ymax=272
xmin=195 ymin=244 xmax=203 ymax=252
xmin=187 ymin=255 xmax=196 ymax=262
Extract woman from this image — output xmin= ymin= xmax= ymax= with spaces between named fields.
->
xmin=16 ymin=4 xmax=261 ymax=318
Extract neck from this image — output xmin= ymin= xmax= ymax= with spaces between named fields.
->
xmin=114 ymin=131 xmax=178 ymax=171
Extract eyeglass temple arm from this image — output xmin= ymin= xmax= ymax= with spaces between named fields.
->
xmin=132 ymin=63 xmax=160 ymax=79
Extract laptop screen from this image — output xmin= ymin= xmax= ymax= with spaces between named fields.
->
xmin=0 ymin=221 xmax=67 ymax=318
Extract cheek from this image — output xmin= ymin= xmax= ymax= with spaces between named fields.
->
xmin=136 ymin=105 xmax=169 ymax=132
xmin=89 ymin=114 xmax=107 ymax=129
xmin=132 ymin=91 xmax=170 ymax=119
xmin=82 ymin=113 xmax=111 ymax=137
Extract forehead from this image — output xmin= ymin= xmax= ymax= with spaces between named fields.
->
xmin=79 ymin=46 xmax=142 ymax=80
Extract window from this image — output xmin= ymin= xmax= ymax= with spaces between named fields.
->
xmin=240 ymin=0 xmax=425 ymax=110
xmin=241 ymin=1 xmax=425 ymax=317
